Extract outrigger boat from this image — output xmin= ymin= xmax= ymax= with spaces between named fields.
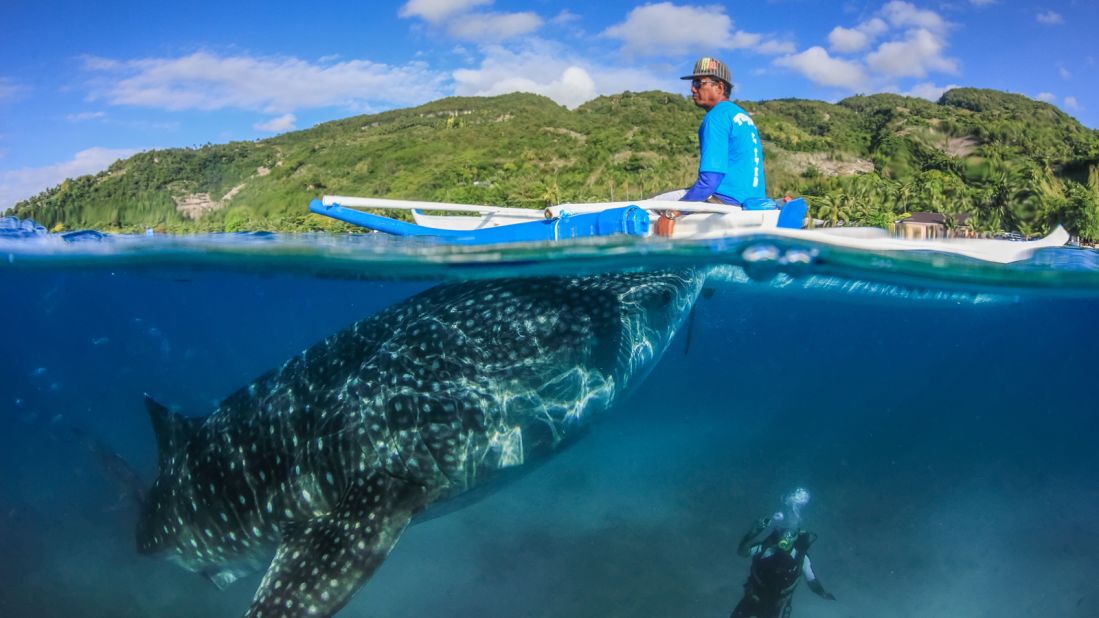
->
xmin=308 ymin=195 xmax=1070 ymax=264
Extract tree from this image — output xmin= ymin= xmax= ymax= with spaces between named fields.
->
xmin=813 ymin=194 xmax=853 ymax=227
xmin=539 ymin=178 xmax=561 ymax=207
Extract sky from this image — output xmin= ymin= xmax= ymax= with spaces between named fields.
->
xmin=1 ymin=0 xmax=1097 ymax=210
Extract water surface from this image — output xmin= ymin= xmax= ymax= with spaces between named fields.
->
xmin=2 ymin=228 xmax=1098 ymax=617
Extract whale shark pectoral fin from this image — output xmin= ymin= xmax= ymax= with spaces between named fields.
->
xmin=244 ymin=472 xmax=428 ymax=618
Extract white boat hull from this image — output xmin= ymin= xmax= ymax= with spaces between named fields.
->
xmin=319 ymin=195 xmax=1069 ymax=264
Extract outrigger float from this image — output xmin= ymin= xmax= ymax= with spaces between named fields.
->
xmin=308 ymin=195 xmax=1070 ymax=264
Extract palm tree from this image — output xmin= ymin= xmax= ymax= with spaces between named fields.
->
xmin=539 ymin=178 xmax=561 ymax=207
xmin=941 ymin=212 xmax=960 ymax=237
xmin=892 ymin=181 xmax=915 ymax=214
xmin=837 ymin=192 xmax=860 ymax=225
xmin=973 ymin=209 xmax=1003 ymax=237
xmin=810 ymin=195 xmax=832 ymax=228
xmin=915 ymin=172 xmax=947 ymax=213
xmin=814 ymin=194 xmax=853 ymax=227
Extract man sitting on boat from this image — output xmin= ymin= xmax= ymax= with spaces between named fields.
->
xmin=655 ymin=56 xmax=770 ymax=235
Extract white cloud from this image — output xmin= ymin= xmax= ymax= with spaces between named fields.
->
xmin=1036 ymin=92 xmax=1056 ymax=102
xmin=861 ymin=17 xmax=890 ymax=37
xmin=1036 ymin=11 xmax=1063 ymax=25
xmin=602 ymin=3 xmax=730 ymax=56
xmin=1064 ymin=96 xmax=1080 ymax=111
xmin=828 ymin=27 xmax=872 ymax=54
xmin=398 ymin=0 xmax=491 ymax=23
xmin=399 ymin=0 xmax=542 ymax=41
xmin=601 ymin=2 xmax=790 ymax=56
xmin=905 ymin=82 xmax=960 ymax=101
xmin=82 ymin=52 xmax=445 ymax=114
xmin=970 ymin=0 xmax=997 ymax=6
xmin=798 ymin=3 xmax=957 ymax=92
xmin=755 ymin=39 xmax=796 ymax=55
xmin=82 ymin=56 xmax=123 ymax=71
xmin=881 ymin=1 xmax=949 ymax=34
xmin=446 ymin=11 xmax=544 ymax=42
xmin=0 ymin=147 xmax=139 ymax=212
xmin=457 ymin=65 xmax=597 ymax=109
xmin=774 ymin=47 xmax=867 ymax=90
xmin=828 ymin=18 xmax=888 ymax=54
xmin=451 ymin=43 xmax=671 ymax=109
xmin=66 ymin=111 xmax=107 ymax=122
xmin=1059 ymin=67 xmax=1071 ymax=80
xmin=550 ymin=10 xmax=580 ymax=25
xmin=253 ymin=113 xmax=297 ymax=132
xmin=0 ymin=77 xmax=28 ymax=103
xmin=866 ymin=28 xmax=957 ymax=78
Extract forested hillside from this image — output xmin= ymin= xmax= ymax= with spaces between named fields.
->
xmin=12 ymin=88 xmax=1099 ymax=240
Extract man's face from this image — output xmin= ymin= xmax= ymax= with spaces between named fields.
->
xmin=690 ymin=78 xmax=725 ymax=110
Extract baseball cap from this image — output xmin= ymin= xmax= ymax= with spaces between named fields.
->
xmin=680 ymin=57 xmax=731 ymax=85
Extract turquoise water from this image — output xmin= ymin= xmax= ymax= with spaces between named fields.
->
xmin=2 ymin=226 xmax=1098 ymax=617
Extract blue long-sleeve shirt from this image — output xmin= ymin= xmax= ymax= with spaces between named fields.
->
xmin=682 ymin=171 xmax=724 ymax=202
xmin=682 ymin=100 xmax=767 ymax=204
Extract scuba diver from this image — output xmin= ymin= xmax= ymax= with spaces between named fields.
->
xmin=731 ymin=489 xmax=835 ymax=618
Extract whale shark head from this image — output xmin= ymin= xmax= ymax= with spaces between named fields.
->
xmin=602 ymin=269 xmax=706 ymax=383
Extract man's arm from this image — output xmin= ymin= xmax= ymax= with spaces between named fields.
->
xmin=681 ymin=171 xmax=725 ymax=202
xmin=802 ymin=555 xmax=836 ymax=601
xmin=736 ymin=517 xmax=770 ymax=557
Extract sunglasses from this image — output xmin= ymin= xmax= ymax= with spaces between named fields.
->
xmin=691 ymin=78 xmax=719 ymax=89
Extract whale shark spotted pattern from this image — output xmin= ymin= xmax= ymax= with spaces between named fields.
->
xmin=137 ymin=270 xmax=705 ymax=617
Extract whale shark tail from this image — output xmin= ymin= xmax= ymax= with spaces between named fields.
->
xmin=70 ymin=425 xmax=146 ymax=510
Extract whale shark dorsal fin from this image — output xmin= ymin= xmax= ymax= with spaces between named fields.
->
xmin=144 ymin=394 xmax=200 ymax=468
xmin=245 ymin=472 xmax=429 ymax=618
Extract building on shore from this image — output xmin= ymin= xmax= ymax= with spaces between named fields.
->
xmin=896 ymin=212 xmax=972 ymax=239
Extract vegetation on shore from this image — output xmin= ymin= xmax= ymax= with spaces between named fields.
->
xmin=11 ymin=88 xmax=1099 ymax=241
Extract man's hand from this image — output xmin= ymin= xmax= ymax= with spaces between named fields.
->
xmin=654 ymin=211 xmax=680 ymax=237
xmin=751 ymin=516 xmax=771 ymax=533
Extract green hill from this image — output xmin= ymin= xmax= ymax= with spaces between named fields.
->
xmin=12 ymin=88 xmax=1099 ymax=241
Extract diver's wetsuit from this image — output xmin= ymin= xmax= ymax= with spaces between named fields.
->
xmin=731 ymin=523 xmax=833 ymax=618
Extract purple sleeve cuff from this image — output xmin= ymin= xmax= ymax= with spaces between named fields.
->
xmin=681 ymin=171 xmax=725 ymax=202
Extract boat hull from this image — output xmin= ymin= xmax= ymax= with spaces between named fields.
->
xmin=308 ymin=195 xmax=1069 ymax=263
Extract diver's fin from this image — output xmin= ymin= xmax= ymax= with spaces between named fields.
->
xmin=244 ymin=472 xmax=429 ymax=618
xmin=144 ymin=394 xmax=201 ymax=468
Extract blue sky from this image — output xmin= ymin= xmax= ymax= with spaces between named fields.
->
xmin=1 ymin=0 xmax=1096 ymax=209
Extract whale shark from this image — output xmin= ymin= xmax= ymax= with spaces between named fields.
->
xmin=137 ymin=270 xmax=705 ymax=617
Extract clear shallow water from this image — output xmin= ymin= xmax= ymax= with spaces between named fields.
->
xmin=2 ymin=230 xmax=1099 ymax=618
